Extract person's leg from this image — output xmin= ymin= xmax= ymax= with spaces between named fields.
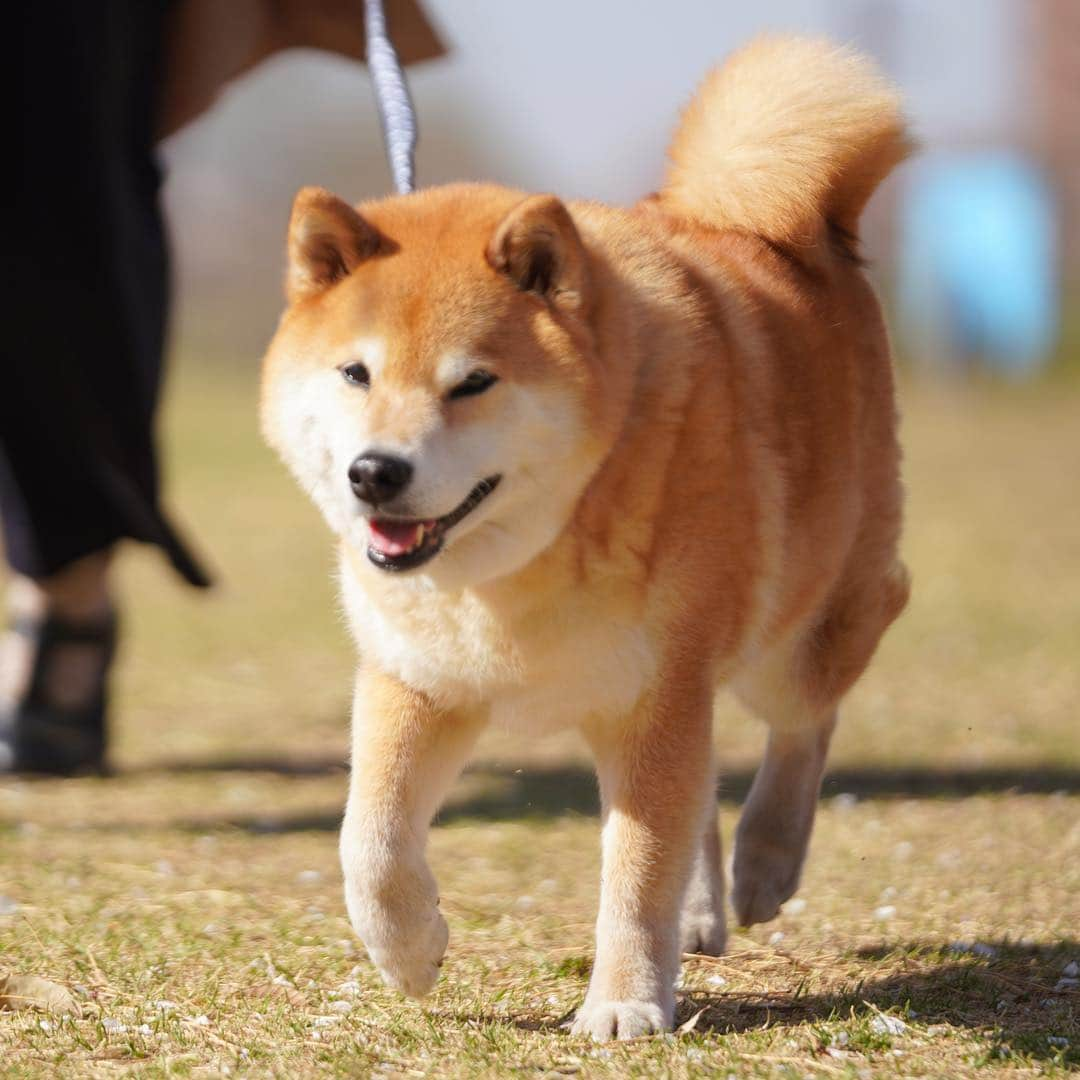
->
xmin=1 ymin=2 xmax=204 ymax=774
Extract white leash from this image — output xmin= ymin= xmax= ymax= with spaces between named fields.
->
xmin=364 ymin=0 xmax=418 ymax=194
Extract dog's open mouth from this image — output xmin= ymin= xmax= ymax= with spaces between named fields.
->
xmin=366 ymin=476 xmax=501 ymax=571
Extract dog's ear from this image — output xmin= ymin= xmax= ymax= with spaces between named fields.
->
xmin=286 ymin=187 xmax=382 ymax=302
xmin=487 ymin=195 xmax=588 ymax=309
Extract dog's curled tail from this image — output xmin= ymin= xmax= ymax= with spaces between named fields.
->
xmin=660 ymin=36 xmax=912 ymax=247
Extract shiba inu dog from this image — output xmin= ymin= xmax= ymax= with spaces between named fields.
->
xmin=261 ymin=36 xmax=911 ymax=1039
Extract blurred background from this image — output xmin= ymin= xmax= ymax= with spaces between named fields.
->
xmin=7 ymin=0 xmax=1080 ymax=783
xmin=119 ymin=0 xmax=1079 ymax=776
xmin=164 ymin=0 xmax=1080 ymax=375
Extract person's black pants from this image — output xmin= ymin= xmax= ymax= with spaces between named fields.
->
xmin=2 ymin=2 xmax=208 ymax=588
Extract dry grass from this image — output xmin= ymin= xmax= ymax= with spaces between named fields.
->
xmin=1 ymin=362 xmax=1078 ymax=1077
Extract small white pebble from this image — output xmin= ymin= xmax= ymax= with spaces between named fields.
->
xmin=327 ymin=1000 xmax=353 ymax=1014
xmin=874 ymin=905 xmax=897 ymax=921
xmin=539 ymin=878 xmax=558 ymax=891
xmin=768 ymin=930 xmax=785 ymax=945
xmin=1063 ymin=961 xmax=1079 ymax=978
xmin=833 ymin=1030 xmax=850 ymax=1046
xmin=191 ymin=1015 xmax=211 ymax=1027
xmin=879 ymin=885 xmax=898 ymax=901
xmin=949 ymin=942 xmax=998 ymax=959
xmin=706 ymin=974 xmax=727 ymax=987
xmin=39 ymin=1019 xmax=52 ymax=1032
xmin=297 ymin=869 xmax=322 ymax=884
xmin=311 ymin=1030 xmax=322 ymax=1041
xmin=102 ymin=1018 xmax=127 ymax=1034
xmin=202 ymin=923 xmax=219 ymax=935
xmin=137 ymin=1023 xmax=153 ymax=1036
xmin=870 ymin=1014 xmax=907 ymax=1035
xmin=1047 ymin=1036 xmax=1069 ymax=1047
xmin=1054 ymin=978 xmax=1079 ymax=992
xmin=784 ymin=898 xmax=807 ymax=915
xmin=516 ymin=895 xmax=535 ymax=910
xmin=833 ymin=792 xmax=858 ymax=811
xmin=272 ymin=974 xmax=294 ymax=988
xmin=0 ymin=895 xmax=18 ymax=916
xmin=313 ymin=1015 xmax=341 ymax=1026
xmin=155 ymin=1000 xmax=178 ymax=1013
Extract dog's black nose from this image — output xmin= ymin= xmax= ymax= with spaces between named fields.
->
xmin=348 ymin=453 xmax=413 ymax=505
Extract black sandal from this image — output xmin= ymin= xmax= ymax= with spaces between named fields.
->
xmin=0 ymin=610 xmax=117 ymax=776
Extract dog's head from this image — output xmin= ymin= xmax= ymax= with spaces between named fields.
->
xmin=261 ymin=183 xmax=615 ymax=589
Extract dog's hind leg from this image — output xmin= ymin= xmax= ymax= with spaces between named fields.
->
xmin=730 ymin=706 xmax=836 ymax=927
xmin=679 ymin=774 xmax=727 ymax=956
xmin=730 ymin=561 xmax=908 ymax=926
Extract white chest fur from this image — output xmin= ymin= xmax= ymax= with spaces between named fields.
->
xmin=341 ymin=563 xmax=656 ymax=730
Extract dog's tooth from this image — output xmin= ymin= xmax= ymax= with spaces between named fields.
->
xmin=415 ymin=525 xmax=425 ymax=547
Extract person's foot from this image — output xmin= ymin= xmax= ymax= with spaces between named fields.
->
xmin=1 ymin=554 xmax=116 ymax=776
xmin=0 ymin=609 xmax=117 ymax=775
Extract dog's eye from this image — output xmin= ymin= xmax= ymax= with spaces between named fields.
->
xmin=341 ymin=362 xmax=370 ymax=388
xmin=449 ymin=370 xmax=498 ymax=400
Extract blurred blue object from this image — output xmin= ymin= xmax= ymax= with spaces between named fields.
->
xmin=899 ymin=152 xmax=1059 ymax=375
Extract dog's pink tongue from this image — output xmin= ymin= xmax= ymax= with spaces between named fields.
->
xmin=368 ymin=520 xmax=431 ymax=557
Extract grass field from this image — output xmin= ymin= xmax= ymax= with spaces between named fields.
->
xmin=1 ymin=360 xmax=1078 ymax=1077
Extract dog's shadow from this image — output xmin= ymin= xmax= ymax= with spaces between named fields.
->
xmin=105 ymin=758 xmax=1080 ymax=834
xmin=459 ymin=940 xmax=1078 ymax=1064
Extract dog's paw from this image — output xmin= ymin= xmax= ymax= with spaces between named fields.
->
xmin=731 ymin=838 xmax=802 ymax=927
xmin=362 ymin=904 xmax=448 ymax=998
xmin=679 ymin=905 xmax=727 ymax=956
xmin=569 ymin=999 xmax=670 ymax=1041
xmin=344 ymin=856 xmax=449 ymax=998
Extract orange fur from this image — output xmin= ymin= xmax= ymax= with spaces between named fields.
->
xmin=261 ymin=35 xmax=910 ymax=1040
xmin=662 ymin=36 xmax=913 ymax=245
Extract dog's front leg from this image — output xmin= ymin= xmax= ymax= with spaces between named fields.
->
xmin=573 ymin=672 xmax=714 ymax=1039
xmin=340 ymin=665 xmax=484 ymax=998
